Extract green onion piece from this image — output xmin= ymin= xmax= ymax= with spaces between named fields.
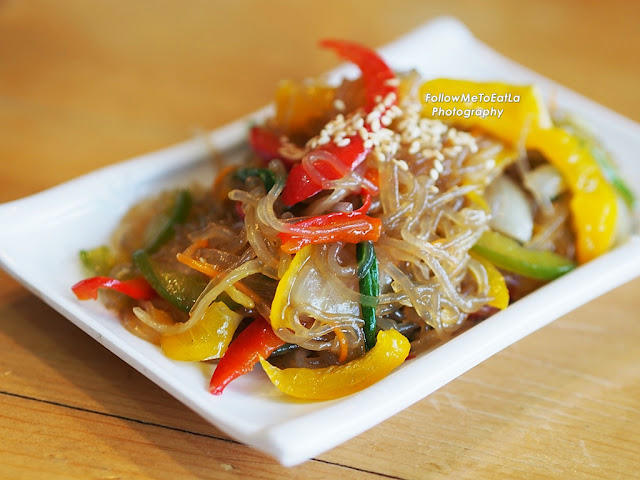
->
xmin=234 ymin=168 xmax=276 ymax=192
xmin=79 ymin=246 xmax=115 ymax=276
xmin=471 ymin=230 xmax=576 ymax=281
xmin=144 ymin=190 xmax=192 ymax=254
xmin=357 ymin=241 xmax=375 ymax=279
xmin=356 ymin=241 xmax=379 ymax=350
xmin=269 ymin=343 xmax=299 ymax=358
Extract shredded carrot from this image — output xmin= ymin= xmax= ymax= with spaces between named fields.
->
xmin=183 ymin=238 xmax=208 ymax=257
xmin=333 ymin=327 xmax=348 ymax=363
xmin=176 ymin=252 xmax=221 ymax=277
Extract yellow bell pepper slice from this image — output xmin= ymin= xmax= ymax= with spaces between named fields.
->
xmin=275 ymin=80 xmax=335 ymax=134
xmin=526 ymin=127 xmax=617 ymax=263
xmin=270 ymin=245 xmax=312 ymax=330
xmin=161 ymin=301 xmax=243 ymax=361
xmin=259 ymin=329 xmax=410 ymax=400
xmin=420 ymin=79 xmax=551 ymax=144
xmin=470 ymin=253 xmax=509 ymax=310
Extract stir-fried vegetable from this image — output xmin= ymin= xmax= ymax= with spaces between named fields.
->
xmin=270 ymin=245 xmax=312 ymax=330
xmin=469 ymin=253 xmax=509 ymax=310
xmin=210 ymin=316 xmax=284 ymax=395
xmin=356 ymin=241 xmax=379 ymax=350
xmin=248 ymin=126 xmax=283 ymax=163
xmin=143 ymin=189 xmax=192 ymax=254
xmin=133 ymin=250 xmax=209 ymax=312
xmin=485 ymin=176 xmax=534 ymax=243
xmin=161 ymin=301 xmax=243 ymax=361
xmin=472 ymin=230 xmax=576 ymax=281
xmin=259 ymin=329 xmax=410 ymax=400
xmin=71 ymin=276 xmax=155 ymax=301
xmin=79 ymin=246 xmax=115 ymax=276
xmin=278 ymin=211 xmax=382 ymax=253
xmin=522 ymin=164 xmax=567 ymax=212
xmin=275 ymin=80 xmax=335 ymax=135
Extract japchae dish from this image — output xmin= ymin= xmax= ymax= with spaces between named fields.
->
xmin=72 ymin=40 xmax=635 ymax=400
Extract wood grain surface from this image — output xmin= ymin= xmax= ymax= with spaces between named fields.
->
xmin=1 ymin=1 xmax=639 ymax=478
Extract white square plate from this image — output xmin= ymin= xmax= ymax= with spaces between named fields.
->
xmin=1 ymin=17 xmax=639 ymax=466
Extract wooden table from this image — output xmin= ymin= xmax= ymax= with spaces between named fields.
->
xmin=1 ymin=1 xmax=639 ymax=478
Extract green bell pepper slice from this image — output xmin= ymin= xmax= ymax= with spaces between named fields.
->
xmin=143 ymin=189 xmax=192 ymax=254
xmin=472 ymin=230 xmax=576 ymax=281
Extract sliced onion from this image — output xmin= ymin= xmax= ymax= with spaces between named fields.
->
xmin=523 ymin=164 xmax=567 ymax=213
xmin=485 ymin=175 xmax=533 ymax=243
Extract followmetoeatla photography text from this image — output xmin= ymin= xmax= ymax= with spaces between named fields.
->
xmin=424 ymin=92 xmax=521 ymax=119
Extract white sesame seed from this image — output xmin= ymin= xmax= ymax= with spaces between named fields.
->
xmin=381 ymin=115 xmax=392 ymax=126
xmin=375 ymin=149 xmax=386 ymax=162
xmin=336 ymin=138 xmax=351 ymax=147
xmin=374 ymin=95 xmax=382 ymax=103
xmin=364 ymin=139 xmax=374 ymax=149
xmin=370 ymin=118 xmax=381 ymax=132
xmin=358 ymin=128 xmax=369 ymax=140
xmin=366 ymin=110 xmax=381 ymax=123
xmin=353 ymin=117 xmax=365 ymax=130
xmin=383 ymin=92 xmax=397 ymax=107
xmin=333 ymin=99 xmax=346 ymax=111
xmin=434 ymin=159 xmax=444 ymax=172
xmin=384 ymin=78 xmax=400 ymax=87
xmin=429 ymin=168 xmax=439 ymax=181
xmin=317 ymin=135 xmax=330 ymax=145
xmin=392 ymin=158 xmax=409 ymax=171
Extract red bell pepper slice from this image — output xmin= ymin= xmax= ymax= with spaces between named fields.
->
xmin=248 ymin=126 xmax=282 ymax=163
xmin=280 ymin=136 xmax=370 ymax=206
xmin=278 ymin=211 xmax=382 ymax=254
xmin=319 ymin=39 xmax=397 ymax=111
xmin=280 ymin=40 xmax=397 ymax=206
xmin=71 ymin=276 xmax=156 ymax=301
xmin=209 ymin=316 xmax=284 ymax=395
